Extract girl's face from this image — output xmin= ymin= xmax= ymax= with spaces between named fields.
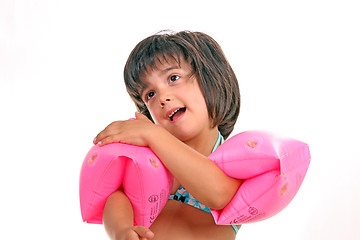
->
xmin=140 ymin=57 xmax=215 ymax=143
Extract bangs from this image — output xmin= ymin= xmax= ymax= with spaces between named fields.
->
xmin=126 ymin=36 xmax=190 ymax=92
xmin=140 ymin=52 xmax=182 ymax=83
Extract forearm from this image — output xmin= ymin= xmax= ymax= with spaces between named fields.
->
xmin=93 ymin=116 xmax=241 ymax=210
xmin=147 ymin=127 xmax=241 ymax=210
xmin=103 ymin=188 xmax=134 ymax=240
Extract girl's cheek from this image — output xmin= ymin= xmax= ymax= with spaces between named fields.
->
xmin=147 ymin=104 xmax=158 ymax=121
xmin=146 ymin=102 xmax=155 ymax=112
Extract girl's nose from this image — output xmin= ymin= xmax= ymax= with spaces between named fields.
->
xmin=160 ymin=97 xmax=171 ymax=108
xmin=158 ymin=90 xmax=172 ymax=107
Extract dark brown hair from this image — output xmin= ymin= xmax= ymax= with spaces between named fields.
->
xmin=124 ymin=30 xmax=240 ymax=139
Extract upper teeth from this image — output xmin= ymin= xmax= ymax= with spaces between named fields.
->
xmin=169 ymin=109 xmax=180 ymax=118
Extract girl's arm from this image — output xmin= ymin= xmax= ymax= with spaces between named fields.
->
xmin=146 ymin=126 xmax=242 ymax=210
xmin=95 ymin=114 xmax=242 ymax=210
xmin=103 ymin=188 xmax=154 ymax=240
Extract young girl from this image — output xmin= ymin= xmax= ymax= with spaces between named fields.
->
xmin=93 ymin=30 xmax=242 ymax=240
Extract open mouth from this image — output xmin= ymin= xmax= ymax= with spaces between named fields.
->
xmin=169 ymin=107 xmax=186 ymax=122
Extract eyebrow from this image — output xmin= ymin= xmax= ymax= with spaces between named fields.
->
xmin=159 ymin=65 xmax=181 ymax=76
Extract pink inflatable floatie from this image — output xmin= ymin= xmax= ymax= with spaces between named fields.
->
xmin=79 ymin=130 xmax=310 ymax=227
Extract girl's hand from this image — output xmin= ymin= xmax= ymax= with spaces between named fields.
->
xmin=113 ymin=226 xmax=154 ymax=240
xmin=93 ymin=112 xmax=157 ymax=147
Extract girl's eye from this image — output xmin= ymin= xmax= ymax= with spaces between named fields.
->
xmin=146 ymin=91 xmax=155 ymax=101
xmin=169 ymin=75 xmax=180 ymax=82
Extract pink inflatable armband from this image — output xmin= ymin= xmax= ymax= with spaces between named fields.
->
xmin=79 ymin=143 xmax=173 ymax=227
xmin=208 ymin=131 xmax=310 ymax=224
xmin=79 ymin=130 xmax=310 ymax=227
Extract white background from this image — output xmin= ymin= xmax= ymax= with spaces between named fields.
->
xmin=1 ymin=0 xmax=359 ymax=239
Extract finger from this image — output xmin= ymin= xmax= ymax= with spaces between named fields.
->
xmin=132 ymin=226 xmax=154 ymax=239
xmin=97 ymin=134 xmax=123 ymax=146
xmin=93 ymin=121 xmax=122 ymax=144
xmin=93 ymin=128 xmax=109 ymax=144
xmin=94 ymin=130 xmax=107 ymax=145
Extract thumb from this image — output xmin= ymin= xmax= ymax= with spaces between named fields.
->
xmin=132 ymin=226 xmax=154 ymax=239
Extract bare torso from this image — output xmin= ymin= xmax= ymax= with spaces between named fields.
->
xmin=149 ymin=180 xmax=240 ymax=240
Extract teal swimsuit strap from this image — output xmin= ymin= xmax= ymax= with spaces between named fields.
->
xmin=211 ymin=131 xmax=224 ymax=153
